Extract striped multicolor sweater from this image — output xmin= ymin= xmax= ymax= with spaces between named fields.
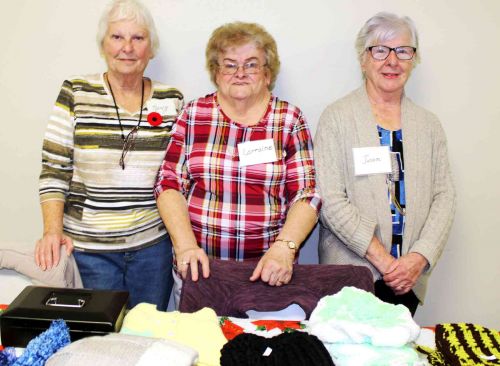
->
xmin=39 ymin=73 xmax=183 ymax=251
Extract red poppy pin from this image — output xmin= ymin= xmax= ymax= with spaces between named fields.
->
xmin=147 ymin=112 xmax=163 ymax=126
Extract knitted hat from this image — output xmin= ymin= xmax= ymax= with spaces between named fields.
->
xmin=417 ymin=323 xmax=500 ymax=366
xmin=220 ymin=331 xmax=334 ymax=366
xmin=437 ymin=323 xmax=500 ymax=365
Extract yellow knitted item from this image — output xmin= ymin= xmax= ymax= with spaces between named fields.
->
xmin=120 ymin=303 xmax=227 ymax=366
xmin=417 ymin=323 xmax=500 ymax=365
xmin=415 ymin=344 xmax=446 ymax=366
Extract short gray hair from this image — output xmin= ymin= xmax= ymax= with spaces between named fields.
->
xmin=96 ymin=0 xmax=159 ymax=57
xmin=355 ymin=12 xmax=420 ymax=64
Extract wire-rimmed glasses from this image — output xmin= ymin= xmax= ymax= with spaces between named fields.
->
xmin=367 ymin=45 xmax=416 ymax=61
xmin=387 ymin=178 xmax=406 ymax=216
xmin=387 ymin=152 xmax=406 ymax=216
xmin=219 ymin=61 xmax=267 ymax=75
xmin=119 ymin=126 xmax=139 ymax=170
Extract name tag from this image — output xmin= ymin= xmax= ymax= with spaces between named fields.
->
xmin=353 ymin=146 xmax=391 ymax=175
xmin=238 ymin=139 xmax=277 ymax=167
xmin=146 ymin=99 xmax=178 ymax=116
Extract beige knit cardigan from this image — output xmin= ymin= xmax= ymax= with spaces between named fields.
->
xmin=314 ymin=85 xmax=456 ymax=302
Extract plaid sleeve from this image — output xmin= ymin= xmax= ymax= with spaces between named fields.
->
xmin=154 ymin=105 xmax=191 ymax=198
xmin=284 ymin=112 xmax=322 ymax=213
xmin=39 ymin=80 xmax=75 ymax=204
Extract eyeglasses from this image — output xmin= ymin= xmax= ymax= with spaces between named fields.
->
xmin=366 ymin=45 xmax=416 ymax=61
xmin=387 ymin=176 xmax=406 ymax=216
xmin=119 ymin=126 xmax=139 ymax=170
xmin=387 ymin=152 xmax=406 ymax=216
xmin=219 ymin=61 xmax=267 ymax=75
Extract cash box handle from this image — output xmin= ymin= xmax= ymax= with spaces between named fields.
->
xmin=45 ymin=296 xmax=86 ymax=308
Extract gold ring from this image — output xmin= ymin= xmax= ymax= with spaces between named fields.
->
xmin=181 ymin=261 xmax=188 ymax=265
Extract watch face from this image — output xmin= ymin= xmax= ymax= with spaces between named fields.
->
xmin=275 ymin=239 xmax=297 ymax=251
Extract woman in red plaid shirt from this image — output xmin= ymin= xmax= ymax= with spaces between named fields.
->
xmin=154 ymin=22 xmax=321 ymax=296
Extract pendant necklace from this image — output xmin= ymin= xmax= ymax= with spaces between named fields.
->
xmin=106 ymin=73 xmax=144 ymax=169
xmin=106 ymin=73 xmax=144 ymax=141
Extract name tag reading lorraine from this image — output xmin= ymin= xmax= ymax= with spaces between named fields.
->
xmin=238 ymin=139 xmax=278 ymax=167
xmin=353 ymin=146 xmax=391 ymax=175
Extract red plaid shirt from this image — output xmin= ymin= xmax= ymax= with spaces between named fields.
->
xmin=155 ymin=93 xmax=321 ymax=260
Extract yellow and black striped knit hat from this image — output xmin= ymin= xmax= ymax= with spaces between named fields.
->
xmin=417 ymin=323 xmax=500 ymax=365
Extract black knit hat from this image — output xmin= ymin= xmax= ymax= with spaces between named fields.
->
xmin=220 ymin=331 xmax=334 ymax=366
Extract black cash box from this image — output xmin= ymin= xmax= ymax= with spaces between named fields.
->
xmin=0 ymin=286 xmax=129 ymax=347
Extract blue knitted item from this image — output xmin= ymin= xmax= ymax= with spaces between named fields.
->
xmin=0 ymin=348 xmax=18 ymax=366
xmin=12 ymin=319 xmax=70 ymax=366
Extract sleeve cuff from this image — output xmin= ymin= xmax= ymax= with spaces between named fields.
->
xmin=289 ymin=189 xmax=322 ymax=214
xmin=40 ymin=193 xmax=66 ymax=204
xmin=409 ymin=240 xmax=439 ymax=270
xmin=348 ymin=216 xmax=377 ymax=257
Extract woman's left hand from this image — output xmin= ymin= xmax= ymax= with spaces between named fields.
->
xmin=383 ymin=252 xmax=428 ymax=295
xmin=249 ymin=245 xmax=294 ymax=286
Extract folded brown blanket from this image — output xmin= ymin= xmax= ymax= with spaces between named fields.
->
xmin=179 ymin=259 xmax=373 ymax=318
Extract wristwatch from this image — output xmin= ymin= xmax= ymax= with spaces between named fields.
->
xmin=275 ymin=238 xmax=298 ymax=252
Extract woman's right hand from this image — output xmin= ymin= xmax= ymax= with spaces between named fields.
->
xmin=175 ymin=246 xmax=210 ymax=281
xmin=35 ymin=231 xmax=74 ymax=270
xmin=156 ymin=190 xmax=209 ymax=281
xmin=365 ymin=235 xmax=395 ymax=274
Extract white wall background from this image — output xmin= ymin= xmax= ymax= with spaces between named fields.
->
xmin=1 ymin=0 xmax=499 ymax=328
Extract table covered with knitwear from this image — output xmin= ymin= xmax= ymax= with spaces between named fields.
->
xmin=1 ymin=260 xmax=499 ymax=365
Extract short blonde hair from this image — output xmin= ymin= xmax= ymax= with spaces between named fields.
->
xmin=206 ymin=22 xmax=281 ymax=90
xmin=355 ymin=12 xmax=420 ymax=65
xmin=97 ymin=0 xmax=159 ymax=57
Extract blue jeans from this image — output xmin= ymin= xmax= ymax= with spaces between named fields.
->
xmin=74 ymin=237 xmax=174 ymax=311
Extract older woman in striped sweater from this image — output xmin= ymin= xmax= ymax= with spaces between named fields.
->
xmin=35 ymin=0 xmax=183 ymax=310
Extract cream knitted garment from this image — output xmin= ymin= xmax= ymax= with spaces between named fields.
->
xmin=120 ymin=303 xmax=226 ymax=366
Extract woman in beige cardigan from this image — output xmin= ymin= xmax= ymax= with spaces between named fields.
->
xmin=315 ymin=12 xmax=455 ymax=315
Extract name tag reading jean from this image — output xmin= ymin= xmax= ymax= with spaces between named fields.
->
xmin=238 ymin=139 xmax=278 ymax=167
xmin=353 ymin=146 xmax=391 ymax=175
